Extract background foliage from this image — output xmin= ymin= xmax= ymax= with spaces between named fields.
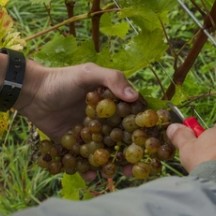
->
xmin=0 ymin=0 xmax=216 ymax=215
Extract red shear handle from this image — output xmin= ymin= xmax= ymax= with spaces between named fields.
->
xmin=183 ymin=117 xmax=205 ymax=137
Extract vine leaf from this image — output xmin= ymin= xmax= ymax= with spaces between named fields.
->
xmin=100 ymin=13 xmax=130 ymax=39
xmin=61 ymin=173 xmax=92 ymax=201
xmin=171 ymin=85 xmax=189 ymax=105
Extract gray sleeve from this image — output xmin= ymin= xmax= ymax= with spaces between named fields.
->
xmin=12 ymin=162 xmax=216 ymax=216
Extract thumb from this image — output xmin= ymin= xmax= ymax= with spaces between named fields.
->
xmin=166 ymin=123 xmax=197 ymax=150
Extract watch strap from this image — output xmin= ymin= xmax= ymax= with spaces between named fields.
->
xmin=0 ymin=48 xmax=26 ymax=112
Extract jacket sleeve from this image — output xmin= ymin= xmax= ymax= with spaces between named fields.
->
xmin=12 ymin=161 xmax=216 ymax=216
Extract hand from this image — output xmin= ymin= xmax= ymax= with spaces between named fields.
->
xmin=166 ymin=123 xmax=216 ymax=172
xmin=14 ymin=62 xmax=138 ymax=141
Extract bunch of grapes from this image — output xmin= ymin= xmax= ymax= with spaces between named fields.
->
xmin=37 ymin=88 xmax=175 ymax=181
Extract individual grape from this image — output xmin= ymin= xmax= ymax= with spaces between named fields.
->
xmin=92 ymin=133 xmax=103 ymax=142
xmin=132 ymin=162 xmax=151 ymax=180
xmin=86 ymin=90 xmax=101 ymax=106
xmin=83 ymin=116 xmax=92 ymax=127
xmin=117 ymin=102 xmax=131 ymax=117
xmin=102 ymin=162 xmax=116 ymax=178
xmin=48 ymin=161 xmax=62 ymax=175
xmin=157 ymin=109 xmax=171 ymax=124
xmin=88 ymin=141 xmax=104 ymax=154
xmin=81 ymin=170 xmax=97 ymax=182
xmin=157 ymin=144 xmax=175 ymax=160
xmin=104 ymin=135 xmax=116 ymax=147
xmin=131 ymin=100 xmax=147 ymax=114
xmin=124 ymin=143 xmax=144 ymax=164
xmin=88 ymin=154 xmax=100 ymax=167
xmin=110 ymin=128 xmax=123 ymax=142
xmin=102 ymin=124 xmax=112 ymax=135
xmin=145 ymin=137 xmax=161 ymax=156
xmin=39 ymin=140 xmax=52 ymax=154
xmin=37 ymin=156 xmax=49 ymax=169
xmin=70 ymin=143 xmax=80 ymax=156
xmin=122 ymin=114 xmax=139 ymax=132
xmin=73 ymin=124 xmax=83 ymax=137
xmin=60 ymin=133 xmax=76 ymax=150
xmin=80 ymin=127 xmax=92 ymax=143
xmin=80 ymin=144 xmax=91 ymax=158
xmin=85 ymin=105 xmax=96 ymax=118
xmin=106 ymin=114 xmax=122 ymax=127
xmin=96 ymin=99 xmax=116 ymax=118
xmin=135 ymin=109 xmax=159 ymax=128
xmin=122 ymin=164 xmax=133 ymax=177
xmin=132 ymin=129 xmax=148 ymax=147
xmin=76 ymin=159 xmax=91 ymax=173
xmin=122 ymin=131 xmax=132 ymax=144
xmin=49 ymin=146 xmax=59 ymax=157
xmin=101 ymin=88 xmax=117 ymax=100
xmin=92 ymin=148 xmax=110 ymax=166
xmin=88 ymin=119 xmax=102 ymax=133
xmin=149 ymin=159 xmax=162 ymax=176
xmin=62 ymin=154 xmax=77 ymax=169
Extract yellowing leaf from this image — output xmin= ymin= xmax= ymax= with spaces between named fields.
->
xmin=0 ymin=0 xmax=8 ymax=7
xmin=0 ymin=112 xmax=9 ymax=137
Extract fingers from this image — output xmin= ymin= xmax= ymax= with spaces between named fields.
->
xmin=79 ymin=63 xmax=139 ymax=102
xmin=166 ymin=123 xmax=197 ymax=150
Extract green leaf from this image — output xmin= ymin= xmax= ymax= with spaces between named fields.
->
xmin=61 ymin=173 xmax=92 ymax=201
xmin=100 ymin=13 xmax=130 ymax=39
xmin=171 ymin=85 xmax=189 ymax=105
xmin=30 ymin=0 xmax=51 ymax=5
xmin=142 ymin=96 xmax=168 ymax=110
xmin=35 ymin=34 xmax=96 ymax=67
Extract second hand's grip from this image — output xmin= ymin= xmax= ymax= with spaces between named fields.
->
xmin=183 ymin=117 xmax=205 ymax=137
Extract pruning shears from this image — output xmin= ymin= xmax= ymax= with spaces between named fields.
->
xmin=168 ymin=103 xmax=205 ymax=137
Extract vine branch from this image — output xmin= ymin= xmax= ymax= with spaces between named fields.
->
xmin=165 ymin=0 xmax=216 ymax=100
xmin=24 ymin=8 xmax=120 ymax=42
xmin=91 ymin=0 xmax=101 ymax=52
xmin=65 ymin=0 xmax=76 ymax=36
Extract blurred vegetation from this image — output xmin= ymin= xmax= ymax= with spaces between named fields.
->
xmin=0 ymin=0 xmax=215 ymax=215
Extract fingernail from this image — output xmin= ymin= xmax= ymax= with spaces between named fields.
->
xmin=167 ymin=123 xmax=181 ymax=139
xmin=124 ymin=87 xmax=138 ymax=98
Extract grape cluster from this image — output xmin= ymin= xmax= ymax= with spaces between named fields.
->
xmin=37 ymin=88 xmax=175 ymax=180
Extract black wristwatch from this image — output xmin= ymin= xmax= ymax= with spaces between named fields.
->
xmin=0 ymin=48 xmax=26 ymax=112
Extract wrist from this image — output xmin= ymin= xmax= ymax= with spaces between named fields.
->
xmin=13 ymin=59 xmax=48 ymax=111
xmin=0 ymin=53 xmax=9 ymax=86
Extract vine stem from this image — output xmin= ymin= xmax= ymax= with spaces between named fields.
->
xmin=91 ymin=0 xmax=101 ymax=52
xmin=65 ymin=0 xmax=76 ymax=36
xmin=24 ymin=8 xmax=120 ymax=42
xmin=165 ymin=0 xmax=216 ymax=100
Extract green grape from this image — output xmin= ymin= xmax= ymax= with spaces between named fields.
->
xmin=73 ymin=124 xmax=83 ymax=137
xmin=92 ymin=133 xmax=103 ymax=142
xmin=132 ymin=162 xmax=151 ymax=180
xmin=157 ymin=144 xmax=175 ymax=160
xmin=77 ymin=159 xmax=91 ymax=173
xmin=102 ymin=162 xmax=116 ymax=178
xmin=80 ymin=144 xmax=91 ymax=158
xmin=124 ymin=143 xmax=144 ymax=164
xmin=48 ymin=161 xmax=62 ymax=175
xmin=106 ymin=114 xmax=121 ymax=127
xmin=88 ymin=119 xmax=102 ymax=133
xmin=80 ymin=127 xmax=92 ymax=143
xmin=132 ymin=129 xmax=148 ymax=147
xmin=62 ymin=154 xmax=77 ymax=169
xmin=60 ymin=133 xmax=76 ymax=150
xmin=49 ymin=146 xmax=59 ymax=157
xmin=149 ymin=159 xmax=162 ymax=176
xmin=123 ymin=131 xmax=132 ymax=144
xmin=88 ymin=154 xmax=100 ymax=167
xmin=88 ymin=141 xmax=104 ymax=154
xmin=96 ymin=99 xmax=116 ymax=118
xmin=39 ymin=140 xmax=52 ymax=154
xmin=104 ymin=135 xmax=115 ymax=147
xmin=131 ymin=100 xmax=147 ymax=114
xmin=110 ymin=128 xmax=123 ymax=142
xmin=101 ymin=88 xmax=117 ymax=100
xmin=145 ymin=137 xmax=161 ymax=156
xmin=83 ymin=117 xmax=92 ymax=127
xmin=92 ymin=148 xmax=110 ymax=166
xmin=86 ymin=90 xmax=101 ymax=106
xmin=70 ymin=143 xmax=80 ymax=155
xmin=85 ymin=105 xmax=96 ymax=118
xmin=135 ymin=109 xmax=159 ymax=128
xmin=117 ymin=102 xmax=131 ymax=117
xmin=122 ymin=114 xmax=138 ymax=132
xmin=37 ymin=156 xmax=49 ymax=169
xmin=157 ymin=109 xmax=171 ymax=124
xmin=102 ymin=124 xmax=112 ymax=135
